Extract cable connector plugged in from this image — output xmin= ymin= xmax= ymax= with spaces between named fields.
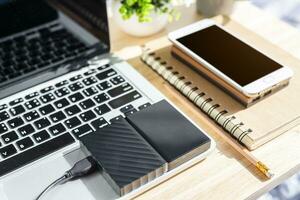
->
xmin=35 ymin=156 xmax=98 ymax=200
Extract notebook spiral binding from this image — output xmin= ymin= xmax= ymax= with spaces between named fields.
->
xmin=141 ymin=48 xmax=254 ymax=149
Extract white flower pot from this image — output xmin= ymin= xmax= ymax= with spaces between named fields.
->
xmin=196 ymin=0 xmax=235 ymax=17
xmin=113 ymin=1 xmax=168 ymax=37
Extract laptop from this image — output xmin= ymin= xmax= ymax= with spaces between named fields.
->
xmin=0 ymin=0 xmax=214 ymax=199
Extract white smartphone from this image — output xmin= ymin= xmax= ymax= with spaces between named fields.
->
xmin=168 ymin=19 xmax=293 ymax=97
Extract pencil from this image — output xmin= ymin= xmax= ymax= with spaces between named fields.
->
xmin=163 ymin=83 xmax=274 ymax=179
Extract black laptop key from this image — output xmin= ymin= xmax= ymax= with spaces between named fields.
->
xmin=50 ymin=111 xmax=66 ymax=123
xmin=54 ymin=87 xmax=70 ymax=97
xmin=0 ymin=123 xmax=8 ymax=135
xmin=16 ymin=137 xmax=34 ymax=151
xmin=0 ymin=111 xmax=10 ymax=122
xmin=54 ymin=98 xmax=70 ymax=109
xmin=108 ymin=91 xmax=142 ymax=109
xmin=39 ymin=104 xmax=55 ymax=115
xmin=72 ymin=124 xmax=93 ymax=138
xmin=49 ymin=123 xmax=66 ymax=136
xmin=94 ymin=104 xmax=111 ymax=116
xmin=64 ymin=117 xmax=81 ymax=129
xmin=33 ymin=130 xmax=50 ymax=143
xmin=97 ymin=81 xmax=112 ymax=91
xmin=9 ymin=98 xmax=24 ymax=106
xmin=40 ymin=86 xmax=54 ymax=94
xmin=83 ymin=86 xmax=98 ymax=97
xmin=1 ymin=131 xmax=18 ymax=144
xmin=24 ymin=110 xmax=40 ymax=122
xmin=70 ymin=74 xmax=83 ymax=82
xmin=25 ymin=99 xmax=41 ymax=110
xmin=97 ymin=64 xmax=110 ymax=71
xmin=138 ymin=102 xmax=151 ymax=110
xmin=0 ymin=104 xmax=7 ymax=111
xmin=110 ymin=75 xmax=125 ymax=85
xmin=40 ymin=93 xmax=56 ymax=103
xmin=68 ymin=92 xmax=84 ymax=103
xmin=0 ymin=144 xmax=17 ymax=158
xmin=79 ymin=110 xmax=96 ymax=122
xmin=55 ymin=80 xmax=69 ymax=88
xmin=110 ymin=115 xmax=123 ymax=123
xmin=0 ymin=133 xmax=75 ymax=177
xmin=34 ymin=117 xmax=51 ymax=130
xmin=9 ymin=105 xmax=26 ymax=116
xmin=69 ymin=82 xmax=84 ymax=92
xmin=93 ymin=93 xmax=109 ymax=104
xmin=91 ymin=118 xmax=108 ymax=130
xmin=107 ymin=83 xmax=133 ymax=98
xmin=120 ymin=104 xmax=134 ymax=113
xmin=79 ymin=99 xmax=95 ymax=110
xmin=64 ymin=105 xmax=81 ymax=116
xmin=83 ymin=69 xmax=96 ymax=76
xmin=82 ymin=76 xmax=97 ymax=86
xmin=18 ymin=124 xmax=35 ymax=136
xmin=96 ymin=69 xmax=117 ymax=81
xmin=124 ymin=109 xmax=137 ymax=116
xmin=7 ymin=117 xmax=24 ymax=128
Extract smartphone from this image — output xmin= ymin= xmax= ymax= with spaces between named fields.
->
xmin=168 ymin=19 xmax=293 ymax=97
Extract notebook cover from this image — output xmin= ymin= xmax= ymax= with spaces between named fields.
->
xmin=128 ymin=19 xmax=300 ymax=150
xmin=127 ymin=100 xmax=211 ymax=169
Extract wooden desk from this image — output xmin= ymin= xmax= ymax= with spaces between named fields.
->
xmin=108 ymin=1 xmax=300 ymax=200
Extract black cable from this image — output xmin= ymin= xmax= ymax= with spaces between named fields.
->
xmin=35 ymin=156 xmax=98 ymax=200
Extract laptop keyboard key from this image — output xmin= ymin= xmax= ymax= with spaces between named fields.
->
xmin=40 ymin=86 xmax=54 ymax=94
xmin=0 ymin=111 xmax=10 ymax=122
xmin=108 ymin=91 xmax=142 ymax=109
xmin=83 ymin=86 xmax=98 ymax=97
xmin=93 ymin=93 xmax=109 ymax=104
xmin=7 ymin=117 xmax=24 ymax=128
xmin=50 ymin=111 xmax=66 ymax=123
xmin=18 ymin=124 xmax=35 ymax=136
xmin=107 ymin=83 xmax=133 ymax=97
xmin=34 ymin=117 xmax=51 ymax=129
xmin=0 ymin=144 xmax=17 ymax=158
xmin=55 ymin=80 xmax=69 ymax=88
xmin=33 ymin=130 xmax=50 ymax=143
xmin=138 ymin=102 xmax=151 ymax=110
xmin=16 ymin=137 xmax=34 ymax=151
xmin=94 ymin=104 xmax=111 ymax=116
xmin=68 ymin=92 xmax=84 ymax=103
xmin=25 ymin=92 xmax=39 ymax=100
xmin=49 ymin=123 xmax=66 ymax=136
xmin=97 ymin=81 xmax=112 ymax=91
xmin=0 ymin=123 xmax=8 ymax=135
xmin=70 ymin=74 xmax=83 ymax=82
xmin=64 ymin=117 xmax=81 ymax=129
xmin=54 ymin=87 xmax=70 ymax=97
xmin=40 ymin=93 xmax=56 ymax=103
xmin=9 ymin=105 xmax=26 ymax=116
xmin=124 ymin=108 xmax=137 ymax=116
xmin=1 ymin=131 xmax=18 ymax=144
xmin=91 ymin=118 xmax=108 ymax=130
xmin=110 ymin=75 xmax=125 ymax=85
xmin=39 ymin=104 xmax=55 ymax=115
xmin=0 ymin=104 xmax=7 ymax=111
xmin=82 ymin=76 xmax=97 ymax=86
xmin=120 ymin=104 xmax=134 ymax=113
xmin=24 ymin=110 xmax=40 ymax=122
xmin=54 ymin=98 xmax=70 ymax=109
xmin=64 ymin=105 xmax=81 ymax=116
xmin=69 ymin=82 xmax=84 ymax=92
xmin=72 ymin=124 xmax=93 ymax=138
xmin=9 ymin=98 xmax=24 ymax=106
xmin=25 ymin=99 xmax=41 ymax=110
xmin=96 ymin=69 xmax=117 ymax=80
xmin=79 ymin=99 xmax=95 ymax=110
xmin=79 ymin=110 xmax=96 ymax=122
xmin=110 ymin=115 xmax=123 ymax=123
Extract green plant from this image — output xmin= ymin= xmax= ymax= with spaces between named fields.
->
xmin=119 ymin=0 xmax=180 ymax=22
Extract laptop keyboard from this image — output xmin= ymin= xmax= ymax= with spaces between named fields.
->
xmin=0 ymin=22 xmax=90 ymax=84
xmin=0 ymin=60 xmax=151 ymax=177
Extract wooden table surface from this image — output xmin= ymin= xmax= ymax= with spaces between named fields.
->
xmin=108 ymin=2 xmax=300 ymax=200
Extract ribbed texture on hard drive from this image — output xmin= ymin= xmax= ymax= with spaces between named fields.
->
xmin=80 ymin=118 xmax=167 ymax=196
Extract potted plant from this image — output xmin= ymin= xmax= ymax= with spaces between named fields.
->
xmin=113 ymin=0 xmax=179 ymax=37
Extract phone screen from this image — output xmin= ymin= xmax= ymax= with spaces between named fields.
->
xmin=176 ymin=25 xmax=283 ymax=86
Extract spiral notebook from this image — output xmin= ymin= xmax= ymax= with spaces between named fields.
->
xmin=127 ymin=19 xmax=300 ymax=150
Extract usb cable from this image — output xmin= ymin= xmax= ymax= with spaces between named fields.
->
xmin=35 ymin=156 xmax=98 ymax=200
